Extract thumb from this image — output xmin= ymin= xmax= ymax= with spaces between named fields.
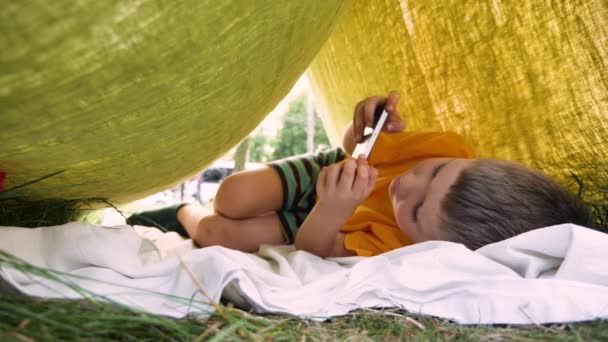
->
xmin=385 ymin=115 xmax=405 ymax=132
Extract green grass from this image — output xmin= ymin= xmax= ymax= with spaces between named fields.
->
xmin=1 ymin=292 xmax=608 ymax=341
xmin=0 ymin=170 xmax=117 ymax=227
xmin=0 ymin=175 xmax=607 ymax=341
xmin=1 ymin=239 xmax=608 ymax=341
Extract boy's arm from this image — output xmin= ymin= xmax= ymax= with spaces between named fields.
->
xmin=329 ymin=232 xmax=357 ymax=257
xmin=295 ymin=156 xmax=377 ymax=258
xmin=294 ymin=201 xmax=352 ymax=257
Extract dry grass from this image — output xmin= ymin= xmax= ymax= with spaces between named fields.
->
xmin=1 ymin=291 xmax=607 ymax=341
xmin=0 ymin=174 xmax=607 ymax=341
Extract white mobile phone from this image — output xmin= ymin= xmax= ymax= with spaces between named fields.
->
xmin=353 ymin=108 xmax=389 ymax=160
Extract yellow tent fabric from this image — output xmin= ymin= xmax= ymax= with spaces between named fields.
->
xmin=2 ymin=0 xmax=606 ymax=205
xmin=308 ymin=0 xmax=608 ymax=193
xmin=0 ymin=1 xmax=349 ymax=203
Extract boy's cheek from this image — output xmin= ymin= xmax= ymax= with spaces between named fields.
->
xmin=393 ymin=205 xmax=409 ymax=232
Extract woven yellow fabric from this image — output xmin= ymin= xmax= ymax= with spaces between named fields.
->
xmin=308 ymin=0 xmax=608 ymax=192
xmin=0 ymin=1 xmax=349 ymax=202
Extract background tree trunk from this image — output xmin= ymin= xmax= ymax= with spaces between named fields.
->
xmin=234 ymin=137 xmax=250 ymax=172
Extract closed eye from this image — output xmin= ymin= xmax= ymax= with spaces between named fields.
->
xmin=412 ymin=201 xmax=423 ymax=222
xmin=412 ymin=162 xmax=449 ymax=222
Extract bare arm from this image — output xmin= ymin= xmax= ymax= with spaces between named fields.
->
xmin=295 ymin=156 xmax=377 ymax=258
xmin=328 ymin=232 xmax=357 ymax=257
xmin=300 ymin=91 xmax=403 ymax=257
xmin=294 ymin=201 xmax=352 ymax=257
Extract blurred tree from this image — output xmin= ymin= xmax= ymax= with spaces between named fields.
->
xmin=233 ymin=137 xmax=250 ymax=172
xmin=270 ymin=94 xmax=330 ymax=161
xmin=248 ymin=132 xmax=270 ymax=163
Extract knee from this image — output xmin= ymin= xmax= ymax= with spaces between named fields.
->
xmin=214 ymin=173 xmax=249 ymax=217
xmin=193 ymin=215 xmax=232 ymax=248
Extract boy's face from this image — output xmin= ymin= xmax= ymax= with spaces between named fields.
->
xmin=389 ymin=158 xmax=473 ymax=243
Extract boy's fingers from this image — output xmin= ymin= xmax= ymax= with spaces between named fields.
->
xmin=386 ymin=116 xmax=405 ymax=132
xmin=370 ymin=167 xmax=378 ymax=185
xmin=356 ymin=154 xmax=368 ymax=166
xmin=352 ymin=164 xmax=370 ymax=194
xmin=316 ymin=167 xmax=327 ymax=192
xmin=384 ymin=90 xmax=405 ymax=132
xmin=339 ymin=158 xmax=357 ymax=191
xmin=385 ymin=91 xmax=400 ymax=112
xmin=363 ymin=96 xmax=385 ymax=129
xmin=353 ymin=101 xmax=365 ymax=143
xmin=366 ymin=167 xmax=378 ymax=195
xmin=325 ymin=164 xmax=341 ymax=189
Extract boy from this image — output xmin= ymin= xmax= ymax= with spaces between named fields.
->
xmin=128 ymin=92 xmax=592 ymax=257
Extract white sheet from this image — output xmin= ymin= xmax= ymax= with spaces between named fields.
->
xmin=0 ymin=222 xmax=607 ymax=324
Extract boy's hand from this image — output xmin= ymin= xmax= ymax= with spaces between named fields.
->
xmin=352 ymin=90 xmax=405 ymax=143
xmin=316 ymin=155 xmax=378 ymax=218
xmin=295 ymin=157 xmax=376 ymax=258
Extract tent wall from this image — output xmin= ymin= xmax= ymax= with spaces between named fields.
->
xmin=308 ymin=0 xmax=608 ymax=192
xmin=0 ymin=1 xmax=349 ymax=203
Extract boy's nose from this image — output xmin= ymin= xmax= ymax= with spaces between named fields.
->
xmin=401 ymin=172 xmax=423 ymax=193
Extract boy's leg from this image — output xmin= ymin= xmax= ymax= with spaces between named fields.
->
xmin=176 ymin=203 xmax=210 ymax=233
xmin=127 ymin=166 xmax=282 ymax=235
xmin=213 ymin=166 xmax=283 ymax=219
xmin=206 ymin=148 xmax=348 ymax=244
xmin=179 ymin=203 xmax=284 ymax=252
xmin=126 ymin=203 xmax=190 ymax=236
xmin=129 ymin=149 xmax=345 ymax=242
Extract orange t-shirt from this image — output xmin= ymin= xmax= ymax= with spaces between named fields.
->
xmin=340 ymin=131 xmax=475 ymax=256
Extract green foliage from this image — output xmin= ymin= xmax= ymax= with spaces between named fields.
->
xmin=2 ymin=203 xmax=608 ymax=341
xmin=248 ymin=93 xmax=331 ymax=163
xmin=249 ymin=94 xmax=330 ymax=163
xmin=2 ymin=292 xmax=608 ymax=341
xmin=248 ymin=132 xmax=270 ymax=163
xmin=1 ymin=248 xmax=607 ymax=341
xmin=270 ymin=94 xmax=331 ymax=161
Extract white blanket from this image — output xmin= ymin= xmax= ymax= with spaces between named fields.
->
xmin=0 ymin=222 xmax=607 ymax=324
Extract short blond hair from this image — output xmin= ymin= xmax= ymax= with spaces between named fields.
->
xmin=440 ymin=159 xmax=593 ymax=250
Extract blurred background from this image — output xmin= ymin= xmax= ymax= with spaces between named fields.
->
xmin=102 ymin=75 xmax=331 ymax=224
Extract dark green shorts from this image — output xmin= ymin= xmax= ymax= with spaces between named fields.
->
xmin=268 ymin=147 xmax=347 ymax=243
